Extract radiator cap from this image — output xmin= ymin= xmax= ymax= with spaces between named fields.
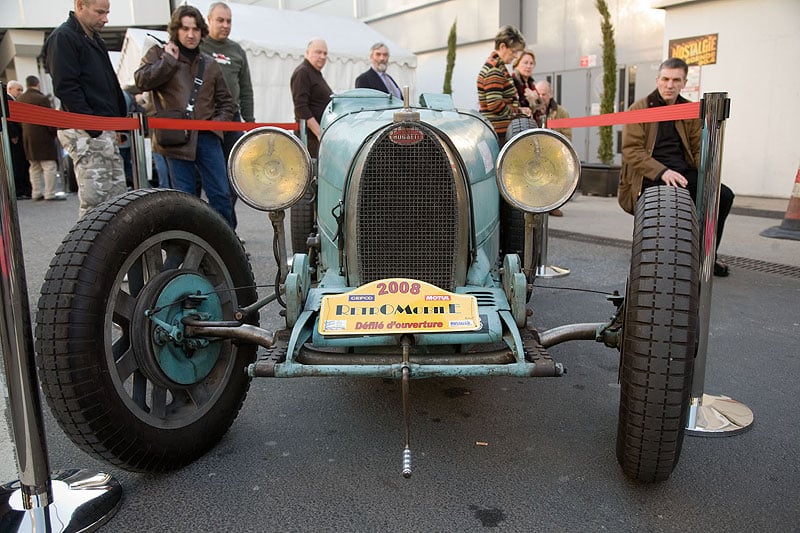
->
xmin=394 ymin=86 xmax=420 ymax=122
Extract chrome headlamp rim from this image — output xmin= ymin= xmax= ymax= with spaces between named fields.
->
xmin=496 ymin=127 xmax=581 ymax=213
xmin=227 ymin=126 xmax=312 ymax=212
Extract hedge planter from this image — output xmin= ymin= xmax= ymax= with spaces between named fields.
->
xmin=580 ymin=163 xmax=620 ymax=197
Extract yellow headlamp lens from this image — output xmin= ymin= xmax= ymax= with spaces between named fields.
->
xmin=228 ymin=126 xmax=312 ymax=212
xmin=496 ymin=129 xmax=580 ymax=212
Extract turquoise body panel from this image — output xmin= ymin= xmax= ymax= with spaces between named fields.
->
xmin=278 ymin=90 xmax=541 ymax=378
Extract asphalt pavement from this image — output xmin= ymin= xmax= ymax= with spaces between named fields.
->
xmin=1 ymin=190 xmax=799 ymax=531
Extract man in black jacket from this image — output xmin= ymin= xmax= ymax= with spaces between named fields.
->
xmin=290 ymin=38 xmax=331 ymax=158
xmin=355 ymin=43 xmax=402 ymax=99
xmin=45 ymin=0 xmax=127 ymax=218
xmin=5 ymin=80 xmax=31 ymax=199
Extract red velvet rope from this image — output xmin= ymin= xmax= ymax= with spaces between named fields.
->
xmin=9 ymin=99 xmax=697 ymax=133
xmin=547 ymin=101 xmax=700 ymax=128
xmin=8 ymin=100 xmax=298 ymax=132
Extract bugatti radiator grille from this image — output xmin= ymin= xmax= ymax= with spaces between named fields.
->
xmin=356 ymin=124 xmax=459 ymax=290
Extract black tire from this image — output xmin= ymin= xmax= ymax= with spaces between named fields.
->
xmin=500 ymin=200 xmax=526 ymax=256
xmin=499 ymin=117 xmax=535 ymax=257
xmin=290 ymin=181 xmax=316 ymax=254
xmin=616 ymin=186 xmax=699 ymax=483
xmin=36 ymin=189 xmax=258 ymax=472
xmin=507 ymin=116 xmax=534 ymax=141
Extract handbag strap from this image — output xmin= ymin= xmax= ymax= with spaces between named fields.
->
xmin=185 ymin=56 xmax=205 ymax=117
xmin=150 ymin=51 xmax=206 ymax=117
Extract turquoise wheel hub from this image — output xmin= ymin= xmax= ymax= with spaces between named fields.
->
xmin=150 ymin=273 xmax=223 ymax=385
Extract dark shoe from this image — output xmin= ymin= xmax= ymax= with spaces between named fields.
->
xmin=32 ymin=196 xmax=44 ymax=201
xmin=45 ymin=196 xmax=67 ymax=201
xmin=714 ymin=260 xmax=729 ymax=277
xmin=550 ymin=208 xmax=563 ymax=217
xmin=17 ymin=194 xmax=31 ymax=200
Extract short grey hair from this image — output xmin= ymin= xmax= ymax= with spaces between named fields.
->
xmin=370 ymin=42 xmax=388 ymax=53
xmin=7 ymin=80 xmax=23 ymax=91
xmin=207 ymin=2 xmax=230 ymax=16
xmin=659 ymin=57 xmax=689 ymax=77
xmin=494 ymin=25 xmax=525 ymax=51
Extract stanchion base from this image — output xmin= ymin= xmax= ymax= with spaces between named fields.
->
xmin=535 ymin=265 xmax=570 ymax=278
xmin=685 ymin=393 xmax=754 ymax=437
xmin=0 ymin=469 xmax=122 ymax=532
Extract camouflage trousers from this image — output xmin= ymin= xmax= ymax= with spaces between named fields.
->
xmin=57 ymin=129 xmax=127 ymax=218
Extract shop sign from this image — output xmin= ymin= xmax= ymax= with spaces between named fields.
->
xmin=669 ymin=33 xmax=718 ymax=66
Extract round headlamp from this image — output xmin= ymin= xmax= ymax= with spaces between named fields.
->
xmin=228 ymin=126 xmax=312 ymax=212
xmin=496 ymin=128 xmax=580 ymax=213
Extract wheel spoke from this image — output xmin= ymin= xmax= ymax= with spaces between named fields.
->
xmin=142 ymin=243 xmax=165 ymax=279
xmin=112 ymin=289 xmax=136 ymax=325
xmin=115 ymin=346 xmax=138 ymax=381
xmin=185 ymin=381 xmax=213 ymax=408
xmin=131 ymin=370 xmax=148 ymax=410
xmin=182 ymin=243 xmax=207 ymax=270
xmin=150 ymin=385 xmax=168 ymax=418
xmin=214 ymin=282 xmax=234 ymax=308
xmin=163 ymin=242 xmax=184 ymax=270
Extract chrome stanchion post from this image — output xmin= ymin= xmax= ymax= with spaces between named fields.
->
xmin=0 ymin=83 xmax=122 ymax=531
xmin=131 ymin=112 xmax=148 ymax=189
xmin=534 ymin=212 xmax=569 ymax=278
xmin=686 ymin=92 xmax=753 ymax=436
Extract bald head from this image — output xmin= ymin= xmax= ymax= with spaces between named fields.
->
xmin=305 ymin=38 xmax=328 ymax=71
xmin=74 ymin=0 xmax=110 ymax=36
xmin=535 ymin=80 xmax=552 ymax=108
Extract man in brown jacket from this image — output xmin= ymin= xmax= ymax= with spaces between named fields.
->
xmin=18 ymin=76 xmax=64 ymax=201
xmin=619 ymin=57 xmax=734 ymax=276
xmin=135 ymin=5 xmax=234 ymax=227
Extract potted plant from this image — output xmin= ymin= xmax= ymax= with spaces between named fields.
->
xmin=581 ymin=0 xmax=621 ymax=197
xmin=443 ymin=20 xmax=457 ymax=95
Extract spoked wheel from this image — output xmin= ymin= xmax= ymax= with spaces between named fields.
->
xmin=616 ymin=186 xmax=699 ymax=483
xmin=36 ymin=189 xmax=258 ymax=472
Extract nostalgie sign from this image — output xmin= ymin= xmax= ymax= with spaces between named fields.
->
xmin=669 ymin=33 xmax=718 ymax=66
xmin=318 ymin=278 xmax=481 ymax=336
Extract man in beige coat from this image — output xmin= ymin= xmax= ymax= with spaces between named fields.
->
xmin=619 ymin=57 xmax=734 ymax=276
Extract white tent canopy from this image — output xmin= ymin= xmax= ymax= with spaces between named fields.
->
xmin=116 ymin=3 xmax=417 ymax=123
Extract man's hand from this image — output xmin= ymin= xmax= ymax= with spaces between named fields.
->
xmin=661 ymin=169 xmax=688 ymax=188
xmin=164 ymin=41 xmax=179 ymax=59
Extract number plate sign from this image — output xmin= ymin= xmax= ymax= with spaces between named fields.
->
xmin=318 ymin=278 xmax=481 ymax=336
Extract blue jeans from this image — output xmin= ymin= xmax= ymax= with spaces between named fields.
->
xmin=153 ymin=152 xmax=170 ymax=188
xmin=166 ymin=132 xmax=234 ymax=228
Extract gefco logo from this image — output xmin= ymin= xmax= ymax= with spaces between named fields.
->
xmin=389 ymin=128 xmax=424 ymax=145
xmin=348 ymin=294 xmax=375 ymax=302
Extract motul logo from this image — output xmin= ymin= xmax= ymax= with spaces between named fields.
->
xmin=389 ymin=128 xmax=424 ymax=145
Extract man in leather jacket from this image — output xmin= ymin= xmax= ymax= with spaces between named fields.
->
xmin=135 ymin=4 xmax=235 ymax=228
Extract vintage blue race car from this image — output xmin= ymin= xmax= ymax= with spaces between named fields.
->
xmin=36 ymin=89 xmax=699 ymax=482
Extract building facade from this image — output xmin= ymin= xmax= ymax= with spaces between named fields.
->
xmin=2 ymin=0 xmax=798 ymax=198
